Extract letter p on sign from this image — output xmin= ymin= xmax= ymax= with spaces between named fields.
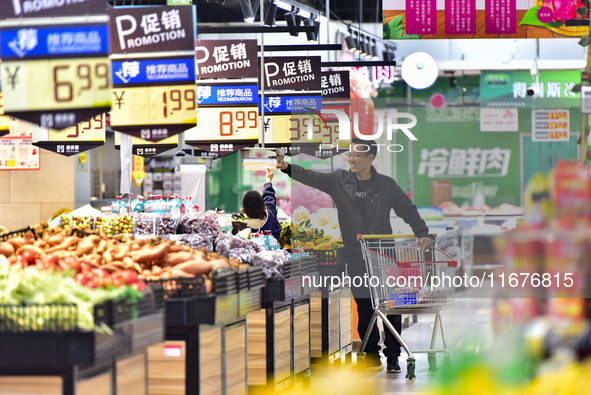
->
xmin=116 ymin=15 xmax=137 ymax=50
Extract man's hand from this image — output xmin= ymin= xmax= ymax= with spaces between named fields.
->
xmin=266 ymin=168 xmax=274 ymax=183
xmin=278 ymin=159 xmax=289 ymax=170
xmin=417 ymin=237 xmax=433 ymax=251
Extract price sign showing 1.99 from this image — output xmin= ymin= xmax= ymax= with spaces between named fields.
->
xmin=1 ymin=58 xmax=111 ymax=111
xmin=190 ymin=107 xmax=259 ymax=141
xmin=160 ymin=87 xmax=196 ymax=121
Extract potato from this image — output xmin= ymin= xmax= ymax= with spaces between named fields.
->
xmin=0 ymin=242 xmax=14 ymax=257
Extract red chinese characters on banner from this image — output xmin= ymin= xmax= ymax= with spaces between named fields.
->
xmin=405 ymin=0 xmax=437 ymax=35
xmin=485 ymin=0 xmax=516 ymax=34
xmin=374 ymin=66 xmax=396 ymax=85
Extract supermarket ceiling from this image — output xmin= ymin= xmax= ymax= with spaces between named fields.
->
xmin=109 ymin=0 xmax=382 ymax=23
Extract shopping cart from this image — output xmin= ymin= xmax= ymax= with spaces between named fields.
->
xmin=356 ymin=234 xmax=457 ymax=379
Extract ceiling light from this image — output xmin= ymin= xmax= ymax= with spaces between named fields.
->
xmin=264 ymin=1 xmax=277 ymax=26
xmin=239 ymin=0 xmax=255 ymax=23
xmin=345 ymin=35 xmax=356 ymax=52
xmin=371 ymin=39 xmax=379 ymax=61
xmin=303 ymin=17 xmax=318 ymax=41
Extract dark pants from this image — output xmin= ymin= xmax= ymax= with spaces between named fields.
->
xmin=354 ymin=295 xmax=402 ymax=358
xmin=343 ymin=248 xmax=402 ymax=359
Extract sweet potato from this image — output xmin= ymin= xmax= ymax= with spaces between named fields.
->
xmin=209 ymin=259 xmax=230 ymax=271
xmin=47 ymin=234 xmax=64 ymax=246
xmin=175 ymin=260 xmax=213 ymax=275
xmin=6 ymin=237 xmax=24 ymax=250
xmin=169 ymin=244 xmax=190 ymax=253
xmin=130 ymin=243 xmax=170 ymax=263
xmin=166 ymin=251 xmax=194 ymax=265
xmin=96 ymin=239 xmax=107 ymax=254
xmin=112 ymin=244 xmax=130 ymax=261
xmin=169 ymin=268 xmax=194 ymax=278
xmin=123 ymin=256 xmax=135 ymax=269
xmin=75 ymin=235 xmax=100 ymax=256
xmin=0 ymin=242 xmax=14 ymax=257
xmin=18 ymin=244 xmax=45 ymax=257
xmin=205 ymin=278 xmax=213 ymax=294
xmin=103 ymin=249 xmax=114 ymax=263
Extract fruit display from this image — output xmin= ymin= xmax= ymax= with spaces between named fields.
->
xmin=113 ymin=214 xmax=133 ymax=235
xmin=0 ymin=223 xmax=234 ymax=294
xmin=250 ymin=250 xmax=287 ymax=280
xmin=134 ymin=213 xmax=158 ymax=237
xmin=215 ymin=233 xmax=262 ymax=263
xmin=0 ymin=254 xmax=142 ymax=331
xmin=180 ymin=211 xmax=222 ymax=237
xmin=176 ymin=233 xmax=214 ymax=251
xmin=95 ymin=216 xmax=116 ymax=237
xmin=158 ymin=214 xmax=179 ymax=236
xmin=290 ymin=207 xmax=341 ymax=250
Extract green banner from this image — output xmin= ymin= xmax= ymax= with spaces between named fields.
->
xmin=410 ymin=109 xmax=521 ymax=207
xmin=480 ymin=70 xmax=580 ymax=108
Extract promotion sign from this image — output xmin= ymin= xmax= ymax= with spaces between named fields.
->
xmin=0 ymin=21 xmax=111 ymax=129
xmin=108 ymin=6 xmax=194 ymax=54
xmin=480 ymin=70 xmax=580 ymax=108
xmin=259 ymin=56 xmax=321 ymax=91
xmin=321 ymin=71 xmax=350 ymax=99
xmin=114 ymin=132 xmax=178 ymax=158
xmin=195 ymin=39 xmax=257 ymax=79
xmin=0 ymin=0 xmax=107 ymax=19
xmin=110 ymin=56 xmax=196 ymax=142
xmin=531 ymin=109 xmax=569 ymax=142
xmin=383 ymin=0 xmax=590 ymax=39
xmin=32 ymin=113 xmax=106 ymax=156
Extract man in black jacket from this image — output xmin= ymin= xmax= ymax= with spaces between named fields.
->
xmin=280 ymin=138 xmax=432 ymax=372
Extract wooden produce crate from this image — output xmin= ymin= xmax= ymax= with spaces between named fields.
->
xmin=148 ymin=324 xmax=224 ymax=395
xmin=292 ymin=300 xmax=311 ymax=374
xmin=310 ymin=289 xmax=340 ymax=363
xmin=247 ymin=302 xmax=293 ymax=393
xmin=339 ymin=287 xmax=353 ymax=364
xmin=224 ymin=322 xmax=247 ymax=395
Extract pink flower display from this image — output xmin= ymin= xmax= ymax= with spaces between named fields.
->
xmin=542 ymin=0 xmax=587 ymax=21
xmin=290 ymin=181 xmax=333 ymax=215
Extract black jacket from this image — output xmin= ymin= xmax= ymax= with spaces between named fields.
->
xmin=283 ymin=164 xmax=429 ymax=252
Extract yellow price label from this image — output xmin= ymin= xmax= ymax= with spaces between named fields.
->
xmin=48 ymin=113 xmax=106 ymax=142
xmin=111 ymin=85 xmax=197 ymax=127
xmin=0 ymin=93 xmax=8 ymax=134
xmin=1 ymin=58 xmax=111 ymax=111
xmin=186 ymin=107 xmax=258 ymax=141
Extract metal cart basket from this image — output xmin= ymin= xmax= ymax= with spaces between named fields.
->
xmin=356 ymin=234 xmax=457 ymax=379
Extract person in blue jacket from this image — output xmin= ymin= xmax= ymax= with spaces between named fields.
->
xmin=242 ymin=168 xmax=282 ymax=242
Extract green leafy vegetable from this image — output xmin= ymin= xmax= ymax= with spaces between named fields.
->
xmin=383 ymin=15 xmax=420 ymax=40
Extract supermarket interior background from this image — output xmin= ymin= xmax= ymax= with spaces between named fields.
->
xmin=1 ymin=0 xmax=591 ymax=394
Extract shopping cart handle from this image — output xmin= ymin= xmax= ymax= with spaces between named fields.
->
xmin=356 ymin=234 xmax=438 ymax=240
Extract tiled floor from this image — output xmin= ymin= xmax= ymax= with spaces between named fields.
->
xmin=307 ymin=297 xmax=495 ymax=394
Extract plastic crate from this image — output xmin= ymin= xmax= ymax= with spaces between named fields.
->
xmin=248 ymin=266 xmax=266 ymax=290
xmin=0 ymin=303 xmax=78 ymax=332
xmin=213 ymin=268 xmax=238 ymax=295
xmin=146 ymin=276 xmax=208 ymax=299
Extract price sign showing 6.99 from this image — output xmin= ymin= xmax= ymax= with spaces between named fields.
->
xmin=0 ymin=22 xmax=111 ymax=129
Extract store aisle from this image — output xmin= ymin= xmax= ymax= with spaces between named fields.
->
xmin=363 ymin=297 xmax=495 ymax=394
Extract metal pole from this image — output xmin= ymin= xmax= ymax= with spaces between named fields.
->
xmin=260 ymin=0 xmax=266 ymax=148
xmin=582 ymin=23 xmax=591 ymax=163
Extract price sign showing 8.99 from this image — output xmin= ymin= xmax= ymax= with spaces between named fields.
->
xmin=0 ymin=22 xmax=111 ymax=130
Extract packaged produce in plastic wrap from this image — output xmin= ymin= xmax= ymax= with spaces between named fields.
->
xmin=113 ymin=214 xmax=133 ymax=235
xmin=157 ymin=213 xmax=180 ymax=237
xmin=180 ymin=210 xmax=222 ymax=237
xmin=215 ymin=233 xmax=261 ymax=263
xmin=176 ymin=233 xmax=214 ymax=251
xmin=133 ymin=213 xmax=159 ymax=238
xmin=251 ymin=250 xmax=287 ymax=280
